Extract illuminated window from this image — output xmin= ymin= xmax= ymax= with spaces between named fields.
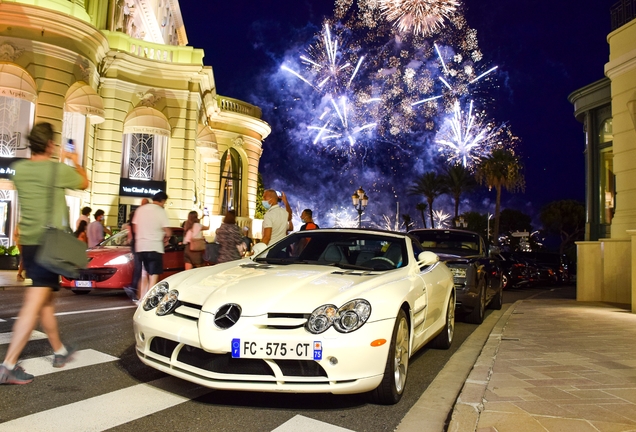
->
xmin=599 ymin=118 xmax=613 ymax=144
xmin=219 ymin=148 xmax=242 ymax=216
xmin=121 ymin=133 xmax=167 ymax=181
xmin=600 ymin=148 xmax=614 ymax=225
xmin=62 ymin=111 xmax=86 ymax=166
xmin=0 ymin=96 xmax=34 ymax=158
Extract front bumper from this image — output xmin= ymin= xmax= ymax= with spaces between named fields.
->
xmin=133 ymin=305 xmax=395 ymax=395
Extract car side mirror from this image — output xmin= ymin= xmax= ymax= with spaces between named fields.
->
xmin=417 ymin=251 xmax=439 ymax=266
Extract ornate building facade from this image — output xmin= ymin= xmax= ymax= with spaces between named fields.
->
xmin=0 ymin=0 xmax=270 ymax=246
xmin=571 ymin=1 xmax=636 ymax=310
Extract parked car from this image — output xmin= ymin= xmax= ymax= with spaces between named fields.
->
xmin=496 ymin=252 xmax=537 ymax=289
xmin=516 ymin=251 xmax=572 ymax=285
xmin=61 ymin=228 xmax=185 ymax=294
xmin=409 ymin=229 xmax=503 ymax=324
xmin=133 ymin=229 xmax=455 ymax=405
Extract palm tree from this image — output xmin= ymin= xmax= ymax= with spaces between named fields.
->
xmin=443 ymin=164 xmax=476 ymax=220
xmin=408 ymin=172 xmax=446 ymax=228
xmin=475 ymin=149 xmax=525 ymax=243
xmin=415 ymin=203 xmax=428 ymax=228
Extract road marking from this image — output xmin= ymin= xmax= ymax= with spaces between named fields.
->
xmin=0 ymin=377 xmax=212 ymax=432
xmin=10 ymin=305 xmax=137 ymax=320
xmin=273 ymin=415 xmax=354 ymax=432
xmin=0 ymin=330 xmax=47 ymax=345
xmin=18 ymin=349 xmax=118 ymax=376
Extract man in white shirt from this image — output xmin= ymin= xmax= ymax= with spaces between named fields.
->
xmin=261 ymin=189 xmax=292 ymax=246
xmin=132 ymin=192 xmax=171 ymax=299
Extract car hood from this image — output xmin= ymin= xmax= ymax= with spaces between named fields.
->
xmin=166 ymin=261 xmax=403 ymax=316
xmin=86 ymin=246 xmax=131 ymax=265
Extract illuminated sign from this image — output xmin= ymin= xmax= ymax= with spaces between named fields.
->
xmin=0 ymin=157 xmax=21 ymax=179
xmin=119 ymin=178 xmax=166 ymax=198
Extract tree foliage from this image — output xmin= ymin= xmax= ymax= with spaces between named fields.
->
xmin=408 ymin=172 xmax=446 ymax=228
xmin=475 ymin=149 xmax=525 ymax=243
xmin=540 ymin=200 xmax=585 ymax=254
xmin=255 ymin=173 xmax=266 ymax=219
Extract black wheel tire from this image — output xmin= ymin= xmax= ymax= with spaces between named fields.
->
xmin=369 ymin=309 xmax=410 ymax=405
xmin=465 ymin=279 xmax=486 ymax=324
xmin=489 ymin=283 xmax=503 ymax=310
xmin=71 ymin=289 xmax=91 ymax=295
xmin=501 ymin=274 xmax=509 ymax=289
xmin=430 ymin=290 xmax=455 ymax=349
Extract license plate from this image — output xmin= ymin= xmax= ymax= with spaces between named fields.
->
xmin=450 ymin=268 xmax=466 ymax=278
xmin=73 ymin=280 xmax=93 ymax=288
xmin=231 ymin=338 xmax=322 ymax=360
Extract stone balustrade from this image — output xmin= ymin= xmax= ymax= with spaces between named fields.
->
xmin=216 ymin=96 xmax=262 ymax=119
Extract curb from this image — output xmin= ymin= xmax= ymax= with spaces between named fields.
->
xmin=446 ymin=300 xmax=521 ymax=432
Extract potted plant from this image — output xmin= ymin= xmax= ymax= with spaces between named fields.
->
xmin=0 ymin=245 xmax=20 ymax=270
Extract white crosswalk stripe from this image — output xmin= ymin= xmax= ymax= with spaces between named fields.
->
xmin=18 ymin=349 xmax=118 ymax=376
xmin=273 ymin=415 xmax=355 ymax=432
xmin=0 ymin=330 xmax=47 ymax=345
xmin=0 ymin=376 xmax=212 ymax=432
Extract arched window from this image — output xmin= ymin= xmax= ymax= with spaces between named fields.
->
xmin=121 ymin=107 xmax=169 ymax=181
xmin=219 ymin=148 xmax=242 ymax=216
xmin=0 ymin=63 xmax=36 ymax=158
xmin=63 ymin=81 xmax=105 ymax=167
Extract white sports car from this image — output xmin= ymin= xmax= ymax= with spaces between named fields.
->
xmin=133 ymin=229 xmax=455 ymax=404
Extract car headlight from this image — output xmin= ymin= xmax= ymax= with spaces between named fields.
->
xmin=143 ymin=281 xmax=170 ymax=311
xmin=156 ymin=290 xmax=179 ymax=316
xmin=105 ymin=253 xmax=133 ymax=266
xmin=306 ymin=299 xmax=372 ymax=334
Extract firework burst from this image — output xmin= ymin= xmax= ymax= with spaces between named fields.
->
xmin=432 ymin=209 xmax=451 ymax=228
xmin=435 ymin=100 xmax=498 ymax=169
xmin=378 ymin=0 xmax=460 ymax=36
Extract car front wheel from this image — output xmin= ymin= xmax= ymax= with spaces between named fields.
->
xmin=465 ymin=278 xmax=486 ymax=324
xmin=369 ymin=309 xmax=409 ymax=405
xmin=430 ymin=290 xmax=455 ymax=349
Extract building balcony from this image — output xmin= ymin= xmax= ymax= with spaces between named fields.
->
xmin=216 ymin=96 xmax=262 ymax=119
xmin=611 ymin=0 xmax=636 ymax=31
xmin=103 ymin=31 xmax=204 ymax=64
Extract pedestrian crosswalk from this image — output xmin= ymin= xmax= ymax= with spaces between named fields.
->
xmin=0 ymin=330 xmax=355 ymax=432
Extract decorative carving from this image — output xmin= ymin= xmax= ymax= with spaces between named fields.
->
xmin=78 ymin=61 xmax=91 ymax=83
xmin=137 ymin=89 xmax=162 ymax=107
xmin=232 ymin=136 xmax=244 ymax=148
xmin=0 ymin=42 xmax=24 ymax=62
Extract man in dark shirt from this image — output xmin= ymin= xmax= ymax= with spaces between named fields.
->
xmin=299 ymin=209 xmax=319 ymax=231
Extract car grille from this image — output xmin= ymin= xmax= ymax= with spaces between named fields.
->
xmin=149 ymin=337 xmax=327 ymax=378
xmin=76 ymin=268 xmax=117 ymax=282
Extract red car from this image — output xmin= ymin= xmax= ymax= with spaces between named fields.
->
xmin=61 ymin=227 xmax=185 ymax=294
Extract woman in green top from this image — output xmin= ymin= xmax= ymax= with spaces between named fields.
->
xmin=0 ymin=123 xmax=88 ymax=385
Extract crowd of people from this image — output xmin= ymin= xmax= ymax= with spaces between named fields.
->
xmin=1 ymin=122 xmax=321 ymax=386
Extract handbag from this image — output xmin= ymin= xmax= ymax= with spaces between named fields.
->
xmin=34 ymin=163 xmax=88 ymax=279
xmin=203 ymin=242 xmax=221 ymax=263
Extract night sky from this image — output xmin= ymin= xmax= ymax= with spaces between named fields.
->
xmin=180 ymin=0 xmax=615 ymax=228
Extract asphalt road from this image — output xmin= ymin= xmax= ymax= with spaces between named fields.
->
xmin=0 ymin=285 xmax=546 ymax=432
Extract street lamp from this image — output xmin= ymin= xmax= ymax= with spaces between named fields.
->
xmin=454 ymin=216 xmax=468 ymax=229
xmin=351 ymin=187 xmax=369 ymax=228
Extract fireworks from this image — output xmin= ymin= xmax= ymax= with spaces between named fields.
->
xmin=378 ymin=0 xmax=460 ymax=36
xmin=282 ymin=24 xmax=380 ymax=151
xmin=432 ymin=209 xmax=451 ymax=228
xmin=435 ymin=100 xmax=496 ymax=169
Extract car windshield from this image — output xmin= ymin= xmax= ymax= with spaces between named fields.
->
xmin=254 ymin=231 xmax=408 ymax=271
xmin=411 ymin=230 xmax=481 ymax=255
xmin=100 ymin=230 xmax=130 ymax=247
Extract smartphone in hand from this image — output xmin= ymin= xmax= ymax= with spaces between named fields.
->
xmin=203 ymin=207 xmax=209 ymax=216
xmin=65 ymin=139 xmax=75 ymax=153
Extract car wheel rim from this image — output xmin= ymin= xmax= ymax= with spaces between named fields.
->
xmin=393 ymin=317 xmax=409 ymax=393
xmin=447 ymin=295 xmax=455 ymax=342
xmin=502 ymin=274 xmax=508 ymax=288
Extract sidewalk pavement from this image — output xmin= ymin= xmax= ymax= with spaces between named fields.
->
xmin=448 ymin=287 xmax=636 ymax=432
xmin=0 ymin=269 xmax=31 ymax=289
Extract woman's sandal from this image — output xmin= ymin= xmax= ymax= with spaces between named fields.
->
xmin=16 ymin=272 xmax=25 ymax=282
